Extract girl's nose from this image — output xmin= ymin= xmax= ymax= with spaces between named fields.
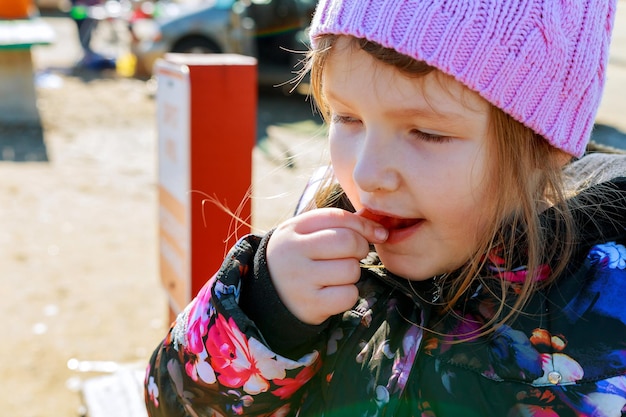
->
xmin=352 ymin=133 xmax=399 ymax=193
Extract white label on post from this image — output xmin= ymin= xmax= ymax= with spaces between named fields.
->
xmin=156 ymin=59 xmax=191 ymax=312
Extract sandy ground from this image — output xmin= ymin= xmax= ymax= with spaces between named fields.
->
xmin=0 ymin=13 xmax=325 ymax=417
xmin=1 ymin=4 xmax=625 ymax=417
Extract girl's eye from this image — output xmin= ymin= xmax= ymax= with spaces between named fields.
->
xmin=331 ymin=114 xmax=361 ymax=125
xmin=410 ymin=129 xmax=452 ymax=143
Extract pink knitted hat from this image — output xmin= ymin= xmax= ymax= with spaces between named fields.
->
xmin=309 ymin=0 xmax=617 ymax=157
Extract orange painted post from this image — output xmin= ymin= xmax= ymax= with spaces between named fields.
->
xmin=0 ymin=0 xmax=35 ymax=19
xmin=155 ymin=53 xmax=257 ymax=318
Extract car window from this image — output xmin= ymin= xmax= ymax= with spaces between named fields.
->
xmin=211 ymin=0 xmax=236 ymax=9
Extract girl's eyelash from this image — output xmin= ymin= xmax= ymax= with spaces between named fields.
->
xmin=410 ymin=129 xmax=452 ymax=143
xmin=331 ymin=114 xmax=452 ymax=143
xmin=331 ymin=114 xmax=360 ymax=124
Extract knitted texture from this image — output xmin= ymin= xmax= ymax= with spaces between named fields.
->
xmin=309 ymin=0 xmax=617 ymax=157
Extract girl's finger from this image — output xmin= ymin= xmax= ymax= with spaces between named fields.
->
xmin=309 ymin=258 xmax=362 ymax=287
xmin=294 ymin=208 xmax=388 ymax=243
xmin=298 ymin=228 xmax=372 ymax=261
xmin=314 ymin=284 xmax=360 ymax=322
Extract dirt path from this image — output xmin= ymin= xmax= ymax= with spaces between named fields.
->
xmin=1 ymin=40 xmax=169 ymax=416
xmin=0 ymin=14 xmax=325 ymax=417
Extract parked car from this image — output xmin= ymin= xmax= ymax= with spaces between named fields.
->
xmin=129 ymin=0 xmax=237 ymax=74
xmin=129 ymin=0 xmax=317 ymax=88
xmin=235 ymin=0 xmax=317 ymax=86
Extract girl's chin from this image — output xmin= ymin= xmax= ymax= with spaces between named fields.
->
xmin=373 ymin=248 xmax=437 ymax=281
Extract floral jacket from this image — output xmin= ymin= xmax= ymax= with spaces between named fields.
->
xmin=145 ymin=155 xmax=626 ymax=417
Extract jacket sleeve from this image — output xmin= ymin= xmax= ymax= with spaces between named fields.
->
xmin=144 ymin=234 xmax=325 ymax=417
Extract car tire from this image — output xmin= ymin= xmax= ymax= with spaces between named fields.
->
xmin=172 ymin=37 xmax=222 ymax=54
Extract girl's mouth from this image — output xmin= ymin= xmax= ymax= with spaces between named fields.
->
xmin=358 ymin=208 xmax=422 ymax=231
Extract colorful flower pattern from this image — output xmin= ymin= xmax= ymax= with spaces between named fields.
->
xmin=589 ymin=242 xmax=626 ymax=269
xmin=145 ymin=236 xmax=626 ymax=416
xmin=145 ymin=237 xmax=321 ymax=416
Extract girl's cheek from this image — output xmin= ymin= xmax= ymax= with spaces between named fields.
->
xmin=330 ymin=140 xmax=353 ymax=182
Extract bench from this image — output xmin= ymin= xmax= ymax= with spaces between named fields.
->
xmin=0 ymin=18 xmax=55 ymax=123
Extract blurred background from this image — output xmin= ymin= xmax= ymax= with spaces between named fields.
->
xmin=0 ymin=1 xmax=326 ymax=416
xmin=0 ymin=0 xmax=624 ymax=416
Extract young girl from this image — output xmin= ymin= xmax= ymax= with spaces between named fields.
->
xmin=145 ymin=0 xmax=626 ymax=415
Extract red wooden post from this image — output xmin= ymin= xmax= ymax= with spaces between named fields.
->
xmin=155 ymin=53 xmax=257 ymax=320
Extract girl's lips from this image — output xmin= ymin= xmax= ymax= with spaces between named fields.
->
xmin=357 ymin=208 xmax=422 ymax=231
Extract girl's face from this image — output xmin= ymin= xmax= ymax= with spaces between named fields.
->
xmin=323 ymin=37 xmax=495 ymax=281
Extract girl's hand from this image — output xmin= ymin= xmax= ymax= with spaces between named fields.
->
xmin=266 ymin=208 xmax=388 ymax=325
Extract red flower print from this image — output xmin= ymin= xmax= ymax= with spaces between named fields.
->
xmin=206 ymin=314 xmax=290 ymax=395
xmin=272 ymin=357 xmax=321 ymax=399
xmin=498 ymin=264 xmax=551 ymax=284
xmin=486 ymin=246 xmax=551 ymax=284
xmin=184 ymin=350 xmax=216 ymax=384
xmin=186 ymin=275 xmax=216 ymax=354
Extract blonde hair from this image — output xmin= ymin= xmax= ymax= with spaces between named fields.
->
xmin=305 ymin=35 xmax=577 ymax=336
